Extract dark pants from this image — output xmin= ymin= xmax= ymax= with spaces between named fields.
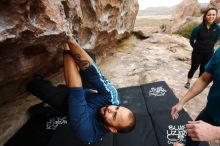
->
xmin=26 ymin=50 xmax=96 ymax=114
xmin=27 ymin=78 xmax=69 ymax=114
xmin=26 ymin=72 xmax=98 ymax=115
xmin=185 ymin=108 xmax=216 ymax=146
xmin=188 ymin=52 xmax=213 ymax=78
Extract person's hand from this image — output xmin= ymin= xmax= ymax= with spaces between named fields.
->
xmin=67 ymin=36 xmax=81 ymax=50
xmin=68 ymin=36 xmax=77 ymax=44
xmin=171 ymin=103 xmax=184 ymax=120
xmin=186 ymin=120 xmax=218 ymax=141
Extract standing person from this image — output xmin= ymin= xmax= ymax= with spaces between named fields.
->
xmin=185 ymin=7 xmax=220 ymax=89
xmin=27 ymin=38 xmax=136 ymax=144
xmin=171 ymin=46 xmax=220 ymax=145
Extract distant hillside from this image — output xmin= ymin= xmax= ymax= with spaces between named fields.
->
xmin=138 ymin=6 xmax=176 ymax=16
xmin=138 ymin=3 xmax=208 ymax=16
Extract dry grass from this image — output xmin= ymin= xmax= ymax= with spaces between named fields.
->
xmin=116 ymin=35 xmax=137 ymax=53
xmin=135 ymin=15 xmax=170 ymax=27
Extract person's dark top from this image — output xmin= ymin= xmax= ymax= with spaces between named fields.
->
xmin=204 ymin=47 xmax=220 ymax=125
xmin=68 ymin=63 xmax=120 ymax=143
xmin=190 ymin=22 xmax=220 ymax=53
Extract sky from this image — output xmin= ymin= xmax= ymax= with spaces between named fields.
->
xmin=138 ymin=0 xmax=210 ymax=10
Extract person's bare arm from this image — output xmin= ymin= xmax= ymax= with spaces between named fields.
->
xmin=171 ymin=72 xmax=212 ymax=119
xmin=63 ymin=43 xmax=82 ymax=87
xmin=67 ymin=38 xmax=93 ymax=70
xmin=186 ymin=120 xmax=220 ymax=141
xmin=180 ymin=72 xmax=212 ymax=104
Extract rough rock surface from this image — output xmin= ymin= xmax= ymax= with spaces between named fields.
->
xmin=0 ymin=0 xmax=139 ymax=105
xmin=163 ymin=0 xmax=201 ymax=33
xmin=209 ymin=0 xmax=220 ymax=8
xmin=171 ymin=0 xmax=201 ymax=22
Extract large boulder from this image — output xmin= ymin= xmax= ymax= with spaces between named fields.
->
xmin=0 ymin=0 xmax=139 ymax=105
xmin=209 ymin=0 xmax=220 ymax=8
xmin=171 ymin=0 xmax=201 ymax=21
xmin=163 ymin=0 xmax=201 ymax=33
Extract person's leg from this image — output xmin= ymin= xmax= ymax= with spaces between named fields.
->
xmin=199 ymin=52 xmax=213 ymax=77
xmin=26 ymin=43 xmax=83 ymax=114
xmin=188 ymin=52 xmax=202 ymax=79
xmin=26 ymin=77 xmax=69 ymax=114
xmin=185 ymin=52 xmax=202 ymax=88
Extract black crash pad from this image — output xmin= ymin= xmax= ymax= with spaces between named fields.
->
xmin=113 ymin=86 xmax=158 ymax=146
xmin=48 ymin=85 xmax=158 ymax=146
xmin=141 ymin=81 xmax=208 ymax=146
xmin=4 ymin=81 xmax=209 ymax=146
xmin=4 ymin=103 xmax=64 ymax=146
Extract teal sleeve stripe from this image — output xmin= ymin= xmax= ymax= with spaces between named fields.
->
xmin=92 ymin=63 xmax=120 ymax=105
